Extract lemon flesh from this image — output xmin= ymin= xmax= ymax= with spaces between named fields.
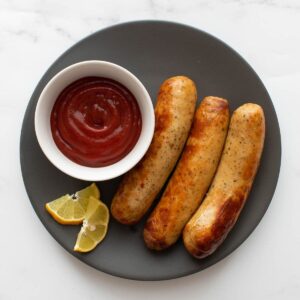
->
xmin=74 ymin=196 xmax=109 ymax=253
xmin=45 ymin=183 xmax=100 ymax=225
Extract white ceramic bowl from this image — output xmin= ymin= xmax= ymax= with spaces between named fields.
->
xmin=35 ymin=60 xmax=155 ymax=181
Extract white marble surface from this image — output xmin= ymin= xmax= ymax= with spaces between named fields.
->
xmin=0 ymin=0 xmax=299 ymax=299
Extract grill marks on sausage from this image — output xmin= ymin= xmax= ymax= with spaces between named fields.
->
xmin=154 ymin=82 xmax=173 ymax=132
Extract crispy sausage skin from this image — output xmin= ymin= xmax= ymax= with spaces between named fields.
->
xmin=143 ymin=97 xmax=230 ymax=250
xmin=111 ymin=76 xmax=197 ymax=225
xmin=183 ymin=103 xmax=265 ymax=259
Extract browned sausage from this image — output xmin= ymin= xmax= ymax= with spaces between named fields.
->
xmin=111 ymin=76 xmax=197 ymax=225
xmin=143 ymin=97 xmax=230 ymax=250
xmin=183 ymin=103 xmax=265 ymax=258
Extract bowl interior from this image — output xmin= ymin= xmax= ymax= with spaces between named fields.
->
xmin=35 ymin=61 xmax=154 ymax=181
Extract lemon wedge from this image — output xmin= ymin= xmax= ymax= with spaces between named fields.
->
xmin=74 ymin=196 xmax=109 ymax=253
xmin=45 ymin=183 xmax=100 ymax=225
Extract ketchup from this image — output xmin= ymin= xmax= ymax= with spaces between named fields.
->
xmin=50 ymin=77 xmax=142 ymax=167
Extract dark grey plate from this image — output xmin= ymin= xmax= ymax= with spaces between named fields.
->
xmin=20 ymin=20 xmax=281 ymax=281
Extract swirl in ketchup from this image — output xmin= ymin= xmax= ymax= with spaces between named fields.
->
xmin=50 ymin=77 xmax=142 ymax=167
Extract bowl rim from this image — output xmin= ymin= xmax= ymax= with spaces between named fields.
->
xmin=34 ymin=60 xmax=155 ymax=181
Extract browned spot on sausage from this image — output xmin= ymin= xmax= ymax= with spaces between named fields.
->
xmin=180 ymin=144 xmax=198 ymax=163
xmin=188 ymin=113 xmax=207 ymax=140
xmin=154 ymin=77 xmax=191 ymax=134
xmin=154 ymin=93 xmax=172 ymax=133
xmin=211 ymin=197 xmax=243 ymax=241
xmin=191 ymin=191 xmax=246 ymax=258
xmin=158 ymin=207 xmax=170 ymax=227
xmin=111 ymin=204 xmax=134 ymax=225
xmin=163 ymin=168 xmax=191 ymax=200
xmin=188 ymin=97 xmax=229 ymax=140
xmin=144 ymin=219 xmax=168 ymax=250
xmin=203 ymin=96 xmax=229 ymax=112
xmin=159 ymin=80 xmax=173 ymax=95
xmin=197 ymin=235 xmax=215 ymax=253
xmin=242 ymin=148 xmax=260 ymax=181
xmin=155 ymin=113 xmax=171 ymax=133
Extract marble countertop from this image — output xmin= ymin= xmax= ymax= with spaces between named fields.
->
xmin=1 ymin=0 xmax=299 ymax=299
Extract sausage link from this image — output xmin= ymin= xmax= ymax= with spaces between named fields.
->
xmin=183 ymin=103 xmax=265 ymax=258
xmin=144 ymin=97 xmax=230 ymax=250
xmin=111 ymin=76 xmax=197 ymax=224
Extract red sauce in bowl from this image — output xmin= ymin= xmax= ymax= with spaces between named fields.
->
xmin=50 ymin=77 xmax=142 ymax=167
